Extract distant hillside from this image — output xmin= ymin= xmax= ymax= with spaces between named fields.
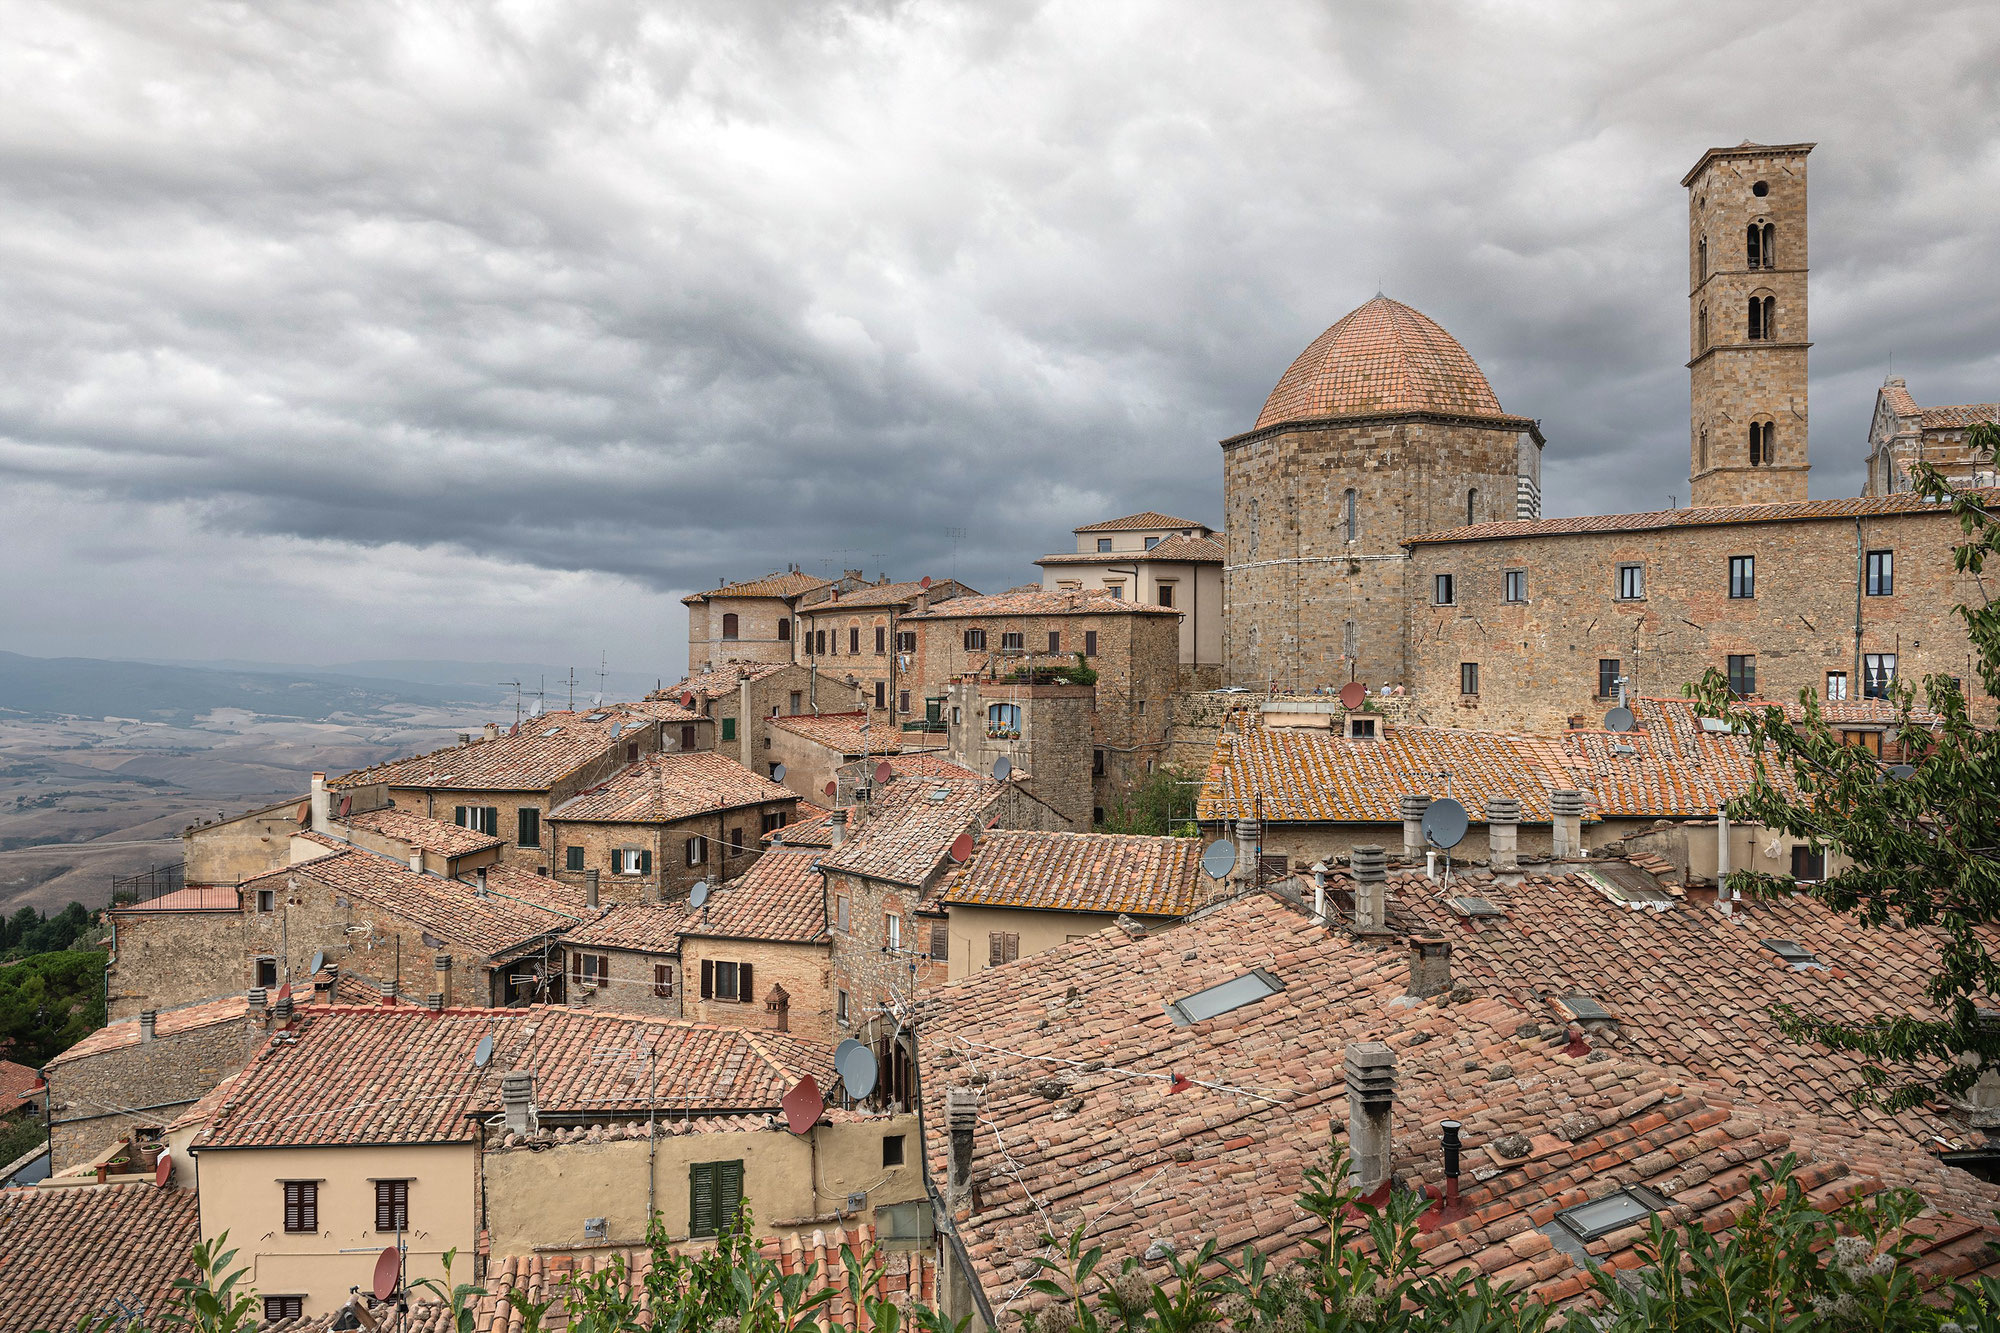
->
xmin=0 ymin=651 xmax=497 ymax=724
xmin=146 ymin=657 xmax=665 ymax=704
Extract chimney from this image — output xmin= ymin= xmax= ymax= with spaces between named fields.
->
xmin=946 ymin=1088 xmax=980 ymax=1212
xmin=483 ymin=722 xmax=501 ymax=741
xmin=427 ymin=992 xmax=444 ymax=1014
xmin=829 ymin=809 xmax=847 ymax=847
xmin=1232 ymin=818 xmax=1261 ymax=892
xmin=1308 ymin=862 xmax=1329 ymax=923
xmin=1485 ymin=796 xmax=1521 ymax=871
xmin=475 ymin=867 xmax=489 ymax=897
xmin=273 ymin=993 xmax=295 ymax=1025
xmin=309 ymin=772 xmax=330 ymax=833
xmin=1399 ymin=794 xmax=1431 ymax=857
xmin=434 ymin=954 xmax=453 ymax=1009
xmin=1350 ymin=844 xmax=1389 ymax=933
xmin=1406 ymin=937 xmax=1452 ymax=998
xmin=501 ymin=1070 xmax=537 ymax=1136
xmin=1551 ymin=789 xmax=1586 ymax=858
xmin=248 ymin=987 xmax=267 ymax=1023
xmin=765 ymin=983 xmax=791 ymax=1032
xmin=409 ymin=849 xmax=424 ymax=874
xmin=139 ymin=1010 xmax=157 ymax=1042
xmin=1344 ymin=1041 xmax=1396 ymax=1198
xmin=585 ymin=869 xmax=600 ymax=908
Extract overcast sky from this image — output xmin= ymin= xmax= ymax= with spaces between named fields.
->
xmin=4 ymin=0 xmax=1997 ymax=677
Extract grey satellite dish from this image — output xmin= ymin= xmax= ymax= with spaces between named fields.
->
xmin=309 ymin=950 xmax=326 ymax=974
xmin=771 ymin=764 xmax=786 ymax=783
xmin=834 ymin=1039 xmax=879 ymax=1100
xmin=992 ymin=755 xmax=1013 ymax=782
xmin=1603 ymin=707 xmax=1636 ymax=733
xmin=1200 ymin=839 xmax=1237 ymax=881
xmin=421 ymin=932 xmax=445 ymax=950
xmin=472 ymin=1035 xmax=494 ymax=1068
xmin=1422 ymin=798 xmax=1469 ymax=850
xmin=1888 ymin=764 xmax=1916 ymax=780
xmin=689 ymin=881 xmax=710 ymax=909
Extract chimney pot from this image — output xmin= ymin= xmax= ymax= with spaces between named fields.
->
xmin=1344 ymin=1041 xmax=1397 ymax=1197
xmin=829 ymin=809 xmax=847 ymax=847
xmin=946 ymin=1088 xmax=980 ymax=1209
xmin=585 ymin=869 xmax=600 ymax=908
xmin=309 ymin=772 xmax=330 ymax=833
xmin=1551 ymin=789 xmax=1586 ymax=857
xmin=273 ymin=994 xmax=294 ymax=1024
xmin=475 ymin=867 xmax=489 ymax=897
xmin=434 ymin=954 xmax=453 ymax=1009
xmin=139 ymin=1010 xmax=157 ymax=1042
xmin=248 ymin=987 xmax=267 ymax=1013
xmin=428 ymin=992 xmax=444 ymax=1013
xmin=1232 ymin=818 xmax=1261 ymax=890
xmin=1485 ymin=796 xmax=1521 ymax=870
xmin=409 ymin=850 xmax=424 ymax=873
xmin=1398 ymin=794 xmax=1431 ymax=857
xmin=1406 ymin=937 xmax=1452 ymax=998
xmin=501 ymin=1070 xmax=537 ymax=1136
xmin=1350 ymin=844 xmax=1390 ymax=932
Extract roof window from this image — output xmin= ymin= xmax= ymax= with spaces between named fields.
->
xmin=1697 ymin=716 xmax=1739 ymax=734
xmin=1761 ymin=938 xmax=1827 ymax=971
xmin=1561 ymin=993 xmax=1615 ymax=1024
xmin=1447 ymin=896 xmax=1506 ymax=919
xmin=1587 ymin=865 xmax=1675 ymax=910
xmin=1555 ymin=1185 xmax=1670 ymax=1241
xmin=585 ymin=712 xmax=609 ymax=722
xmin=1164 ymin=968 xmax=1284 ymax=1026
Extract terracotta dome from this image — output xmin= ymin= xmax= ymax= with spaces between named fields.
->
xmin=1254 ymin=296 xmax=1507 ymax=431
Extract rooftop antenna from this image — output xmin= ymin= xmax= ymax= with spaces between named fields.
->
xmin=565 ymin=667 xmax=577 ymax=711
xmin=946 ymin=527 xmax=967 ymax=584
xmin=595 ymin=653 xmax=608 ymax=706
xmin=500 ymin=679 xmax=523 ymax=726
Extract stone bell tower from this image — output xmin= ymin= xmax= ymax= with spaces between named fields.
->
xmin=1685 ymin=141 xmax=1813 ymax=507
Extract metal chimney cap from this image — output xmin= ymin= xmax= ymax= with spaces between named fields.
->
xmin=1397 ymin=793 xmax=1433 ymax=819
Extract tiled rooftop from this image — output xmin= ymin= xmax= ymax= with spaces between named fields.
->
xmin=938 ymin=831 xmax=1208 ymax=917
xmin=342 ymin=806 xmax=504 ymax=857
xmin=818 ymin=779 xmax=1004 ymax=887
xmin=0 ymin=1184 xmax=199 ymax=1330
xmin=768 ymin=711 xmax=901 ymax=756
xmin=917 ymin=892 xmax=2000 ymax=1321
xmin=684 ymin=850 xmax=828 ymax=944
xmin=332 ymin=710 xmax=640 ymax=793
xmin=767 ymin=802 xmax=836 ymax=847
xmin=1920 ymin=404 xmax=2000 ymax=430
xmin=1038 ymin=533 xmax=1225 ymax=565
xmin=48 ymin=993 xmax=253 ymax=1068
xmin=900 ymin=589 xmax=1179 ymax=621
xmin=1253 ymin=296 xmax=1515 ymax=432
xmin=1198 ymin=722 xmax=1574 ymax=824
xmin=608 ymin=697 xmax=705 ymax=725
xmin=1072 ymin=512 xmax=1213 ymax=533
xmin=0 ymin=1060 xmax=41 ymax=1108
xmin=560 ymin=903 xmax=693 ymax=955
xmin=683 ymin=570 xmax=832 ymax=603
xmin=1405 ymin=487 xmax=2000 ymax=545
xmin=194 ymin=1006 xmax=835 ymax=1150
xmin=549 ymin=752 xmax=794 ymax=825
xmin=804 ymin=578 xmax=973 ymax=611
xmin=662 ymin=661 xmax=789 ymax=702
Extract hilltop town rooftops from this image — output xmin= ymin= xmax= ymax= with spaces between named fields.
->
xmin=560 ymin=903 xmax=693 ymax=955
xmin=1071 ymin=512 xmax=1214 ymax=534
xmin=608 ymin=698 xmax=706 ymax=725
xmin=768 ymin=712 xmax=901 ymax=756
xmin=0 ymin=1184 xmax=199 ymax=1332
xmin=192 ymin=1005 xmax=836 ymax=1151
xmin=341 ymin=806 xmax=504 ymax=857
xmin=937 ymin=830 xmax=1207 ymax=918
xmin=549 ymin=752 xmax=794 ymax=825
xmin=900 ymin=589 xmax=1180 ymax=620
xmin=804 ymin=577 xmax=974 ymax=610
xmin=1404 ymin=487 xmax=2000 ymax=546
xmin=662 ymin=661 xmax=790 ymax=702
xmin=682 ymin=849 xmax=827 ymax=943
xmin=766 ymin=802 xmax=836 ymax=847
xmin=331 ymin=710 xmax=641 ymax=792
xmin=817 ymin=779 xmax=1004 ymax=887
xmin=681 ymin=570 xmax=832 ymax=604
xmin=1197 ymin=721 xmax=1575 ymax=824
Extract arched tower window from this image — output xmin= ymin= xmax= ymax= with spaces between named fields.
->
xmin=776 ymin=617 xmax=791 ymax=642
xmin=1759 ymin=223 xmax=1774 ymax=268
xmin=721 ymin=612 xmax=739 ymax=640
xmin=1749 ymin=420 xmax=1774 ymax=466
xmin=1746 ymin=223 xmax=1761 ymax=269
xmin=1698 ymin=234 xmax=1707 ymax=280
xmin=1342 ymin=489 xmax=1356 ymax=542
xmin=1466 ymin=489 xmax=1478 ymax=526
xmin=1698 ymin=305 xmax=1708 ymax=350
xmin=1699 ymin=425 xmax=1708 ymax=471
xmin=1747 ymin=295 xmax=1774 ymax=340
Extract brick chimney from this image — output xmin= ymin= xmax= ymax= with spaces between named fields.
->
xmin=1350 ymin=844 xmax=1389 ymax=933
xmin=501 ymin=1070 xmax=537 ymax=1136
xmin=408 ymin=849 xmax=423 ymax=873
xmin=1344 ymin=1041 xmax=1397 ymax=1198
xmin=483 ymin=722 xmax=501 ymax=741
xmin=1551 ymin=789 xmax=1587 ymax=858
xmin=434 ymin=954 xmax=453 ymax=1008
xmin=765 ymin=983 xmax=791 ymax=1032
xmin=1399 ymin=794 xmax=1431 ymax=857
xmin=946 ymin=1088 xmax=980 ymax=1212
xmin=139 ymin=1010 xmax=156 ymax=1042
xmin=1485 ymin=796 xmax=1521 ymax=871
xmin=1406 ymin=938 xmax=1452 ymax=998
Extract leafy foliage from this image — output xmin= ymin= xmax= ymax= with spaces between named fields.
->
xmin=1687 ymin=420 xmax=2000 ymax=1108
xmin=0 ymin=947 xmax=105 ymax=1064
xmin=0 ymin=904 xmax=97 ymax=960
xmin=1096 ymin=765 xmax=1200 ymax=837
xmin=1006 ymin=657 xmax=1099 ymax=688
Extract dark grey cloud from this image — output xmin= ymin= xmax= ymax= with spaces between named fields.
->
xmin=3 ymin=0 xmax=1998 ymax=668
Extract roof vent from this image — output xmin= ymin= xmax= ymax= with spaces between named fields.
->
xmin=1761 ymin=938 xmax=1827 ymax=971
xmin=1446 ymin=896 xmax=1505 ymax=919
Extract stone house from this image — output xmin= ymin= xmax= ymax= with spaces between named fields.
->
xmin=898 ymin=588 xmax=1182 ymax=822
xmin=932 ymin=830 xmax=1208 ymax=981
xmin=546 ymin=751 xmax=799 ymax=904
xmin=1036 ymin=511 xmax=1224 ymax=682
xmin=330 ymin=708 xmax=669 ymax=874
xmin=793 ymin=576 xmax=977 ymax=723
xmin=182 ymin=796 xmax=313 ymax=887
xmin=660 ymin=660 xmax=866 ymax=773
xmin=764 ymin=710 xmax=920 ymax=806
xmin=1862 ymin=377 xmax=2000 ymax=496
xmin=941 ymin=679 xmax=1093 ymax=830
xmin=682 ymin=568 xmax=832 ymax=674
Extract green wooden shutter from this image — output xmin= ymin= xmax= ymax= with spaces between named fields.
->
xmin=609 ymin=849 xmax=622 ymax=873
xmin=640 ymin=849 xmax=653 ymax=874
xmin=566 ymin=846 xmax=584 ymax=871
xmin=722 ymin=717 xmax=737 ymax=741
xmin=720 ymin=1159 xmax=744 ymax=1229
xmin=691 ymin=1162 xmax=716 ymax=1236
xmin=454 ymin=806 xmax=468 ymax=827
xmin=739 ymin=962 xmax=753 ymax=1005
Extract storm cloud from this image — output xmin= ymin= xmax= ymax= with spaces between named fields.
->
xmin=3 ymin=0 xmax=1997 ymax=670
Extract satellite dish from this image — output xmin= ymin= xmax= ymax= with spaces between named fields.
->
xmin=1201 ymin=839 xmax=1237 ymax=880
xmin=1603 ymin=707 xmax=1636 ymax=733
xmin=771 ymin=764 xmax=786 ymax=782
xmin=275 ymin=982 xmax=293 ymax=1004
xmin=337 ymin=794 xmax=352 ymax=818
xmin=153 ymin=1151 xmax=172 ymax=1188
xmin=681 ymin=693 xmax=695 ymax=709
xmin=1337 ymin=681 xmax=1368 ymax=711
xmin=421 ymin=932 xmax=445 ymax=950
xmin=309 ymin=950 xmax=326 ymax=974
xmin=1423 ymin=798 xmax=1469 ymax=850
xmin=1888 ymin=764 xmax=1916 ymax=780
xmin=690 ymin=881 xmax=711 ymax=909
xmin=781 ymin=1074 xmax=824 ymax=1135
xmin=949 ymin=833 xmax=975 ymax=863
xmin=472 ymin=1035 xmax=494 ymax=1068
xmin=823 ymin=781 xmax=838 ymax=798
xmin=874 ymin=761 xmax=893 ymax=784
xmin=834 ymin=1040 xmax=879 ymax=1100
xmin=372 ymin=1245 xmax=402 ymax=1301
xmin=920 ymin=575 xmax=932 ymax=589
xmin=992 ymin=755 xmax=1013 ymax=782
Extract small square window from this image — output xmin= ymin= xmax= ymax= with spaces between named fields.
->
xmin=1434 ymin=573 xmax=1456 ymax=606
xmin=882 ymin=1133 xmax=906 ymax=1166
xmin=1616 ymin=564 xmax=1645 ymax=600
xmin=1826 ymin=671 xmax=1848 ymax=700
xmin=1502 ymin=570 xmax=1525 ymax=603
xmin=256 ymin=889 xmax=274 ymax=914
xmin=1096 ymin=537 xmax=1112 ymax=552
xmin=1144 ymin=535 xmax=1160 ymax=550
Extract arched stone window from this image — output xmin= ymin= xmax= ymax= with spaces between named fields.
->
xmin=1698 ymin=234 xmax=1707 ymax=280
xmin=1749 ymin=420 xmax=1774 ymax=467
xmin=1746 ymin=222 xmax=1774 ymax=269
xmin=776 ymin=618 xmax=791 ymax=642
xmin=1748 ymin=294 xmax=1775 ymax=341
xmin=1466 ymin=489 xmax=1478 ymax=526
xmin=1342 ymin=489 xmax=1357 ymax=542
xmin=1698 ymin=305 xmax=1708 ymax=350
xmin=721 ymin=612 xmax=739 ymax=640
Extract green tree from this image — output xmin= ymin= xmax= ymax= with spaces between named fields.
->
xmin=1689 ymin=421 xmax=2000 ymax=1109
xmin=0 ymin=949 xmax=105 ymax=1064
xmin=1096 ymin=765 xmax=1200 ymax=836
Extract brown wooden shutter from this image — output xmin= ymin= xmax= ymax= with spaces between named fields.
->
xmin=988 ymin=933 xmax=1002 ymax=967
xmin=739 ymin=962 xmax=753 ymax=1003
xmin=654 ymin=964 xmax=672 ymax=998
xmin=376 ymin=1179 xmax=407 ymax=1231
xmin=930 ymin=924 xmax=948 ymax=961
xmin=1003 ymin=933 xmax=1020 ymax=963
xmin=701 ymin=959 xmax=713 ymax=999
xmin=284 ymin=1181 xmax=301 ymax=1232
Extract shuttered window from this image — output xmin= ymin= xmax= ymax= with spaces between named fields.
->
xmin=1082 ymin=631 xmax=1097 ymax=657
xmin=264 ymin=1298 xmax=304 ymax=1321
xmin=929 ymin=924 xmax=949 ymax=961
xmin=517 ymin=807 xmax=540 ymax=848
xmin=566 ymin=846 xmax=584 ymax=871
xmin=283 ymin=1180 xmax=317 ymax=1233
xmin=690 ymin=1159 xmax=745 ymax=1237
xmin=570 ymin=953 xmax=609 ymax=989
xmin=701 ymin=959 xmax=752 ymax=1002
xmin=987 ymin=933 xmax=1020 ymax=967
xmin=721 ymin=717 xmax=736 ymax=742
xmin=375 ymin=1179 xmax=409 ymax=1232
xmin=452 ymin=806 xmax=499 ymax=836
xmin=654 ymin=964 xmax=674 ymax=998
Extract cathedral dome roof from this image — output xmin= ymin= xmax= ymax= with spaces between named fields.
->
xmin=1254 ymin=296 xmax=1509 ymax=431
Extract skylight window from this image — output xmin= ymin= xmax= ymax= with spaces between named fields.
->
xmin=1761 ymin=939 xmax=1827 ymax=971
xmin=1164 ymin=968 xmax=1284 ymax=1026
xmin=1562 ymin=993 xmax=1615 ymax=1024
xmin=1698 ymin=716 xmax=1740 ymax=734
xmin=1556 ymin=1185 xmax=1670 ymax=1240
xmin=1447 ymin=896 xmax=1506 ymax=919
xmin=1588 ymin=865 xmax=1675 ymax=910
xmin=585 ymin=712 xmax=609 ymax=722
xmin=542 ymin=727 xmax=563 ymax=738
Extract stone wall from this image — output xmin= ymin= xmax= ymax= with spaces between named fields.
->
xmin=679 ymin=937 xmax=835 ymax=1043
xmin=47 ymin=1011 xmax=265 ymax=1171
xmin=688 ymin=596 xmax=798 ymax=674
xmin=106 ymin=907 xmax=246 ymax=1021
xmin=550 ymin=800 xmax=795 ymax=905
xmin=944 ymin=682 xmax=1093 ymax=830
xmin=1405 ymin=506 xmax=1993 ymax=732
xmin=183 ymin=800 xmax=303 ymax=885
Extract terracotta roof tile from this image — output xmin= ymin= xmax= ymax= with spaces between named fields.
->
xmin=818 ymin=780 xmax=1004 ymax=887
xmin=767 ymin=803 xmax=837 ymax=847
xmin=549 ymin=753 xmax=794 ymax=825
xmin=1038 ymin=534 xmax=1224 ymax=565
xmin=1881 ymin=380 xmax=1922 ymax=416
xmin=611 ymin=698 xmax=705 ymax=725
xmin=1920 ymin=404 xmax=2000 ymax=430
xmin=0 ymin=1184 xmax=198 ymax=1330
xmin=332 ymin=709 xmax=642 ymax=793
xmin=661 ymin=662 xmax=790 ymax=702
xmin=686 ymin=850 xmax=828 ymax=944
xmin=1254 ymin=297 xmax=1515 ymax=431
xmin=560 ymin=903 xmax=693 ymax=955
xmin=341 ymin=807 xmax=504 ymax=857
xmin=901 ymin=589 xmax=1178 ymax=621
xmin=683 ymin=571 xmax=832 ymax=603
xmin=195 ymin=1006 xmax=835 ymax=1150
xmin=1406 ymin=488 xmax=2000 ymax=545
xmin=804 ymin=578 xmax=975 ymax=610
xmin=0 ymin=1061 xmax=41 ymax=1108
xmin=1072 ymin=512 xmax=1214 ymax=533
xmin=938 ymin=831 xmax=1207 ymax=917
xmin=769 ymin=712 xmax=902 ymax=756
xmin=49 ymin=994 xmax=253 ymax=1068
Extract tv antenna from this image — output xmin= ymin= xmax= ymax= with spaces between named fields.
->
xmin=946 ymin=527 xmax=967 ymax=583
xmin=499 ymin=679 xmax=524 ymax=726
xmin=595 ymin=653 xmax=609 ymax=705
xmin=565 ymin=667 xmax=577 ymax=711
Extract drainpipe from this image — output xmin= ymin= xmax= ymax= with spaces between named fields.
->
xmin=1854 ymin=518 xmax=1866 ymax=691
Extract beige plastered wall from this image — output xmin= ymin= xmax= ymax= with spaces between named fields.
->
xmin=940 ymin=904 xmax=1144 ymax=981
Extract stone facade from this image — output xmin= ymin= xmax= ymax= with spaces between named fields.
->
xmin=682 ymin=569 xmax=831 ymax=674
xmin=106 ymin=903 xmax=249 ymax=1021
xmin=794 ymin=579 xmax=978 ymax=727
xmin=46 ymin=1004 xmax=265 ymax=1171
xmin=1685 ymin=142 xmax=1812 ymax=506
xmin=1404 ymin=501 xmax=1994 ymax=732
xmin=1861 ymin=377 xmax=1999 ymax=497
xmin=183 ymin=799 xmax=307 ymax=886
xmin=550 ymin=799 xmax=795 ymax=905
xmin=679 ymin=936 xmax=835 ymax=1043
xmin=943 ymin=681 xmax=1093 ymax=830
